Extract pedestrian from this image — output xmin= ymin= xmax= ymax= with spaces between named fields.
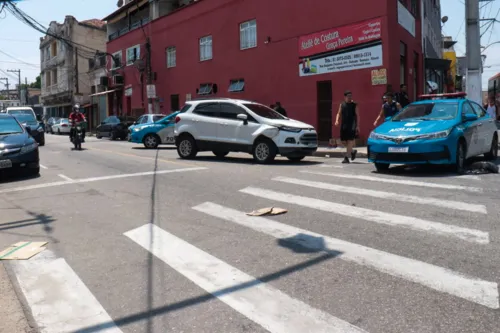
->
xmin=395 ymin=84 xmax=410 ymax=108
xmin=373 ymin=92 xmax=401 ymax=126
xmin=274 ymin=102 xmax=287 ymax=117
xmin=485 ymin=96 xmax=498 ymax=120
xmin=334 ymin=90 xmax=359 ymax=164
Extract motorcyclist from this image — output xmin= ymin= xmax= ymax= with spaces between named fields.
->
xmin=69 ymin=104 xmax=86 ymax=143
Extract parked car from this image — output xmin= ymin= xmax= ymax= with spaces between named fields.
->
xmin=96 ymin=116 xmax=136 ymax=140
xmin=367 ymin=92 xmax=498 ymax=174
xmin=129 ymin=112 xmax=180 ymax=148
xmin=46 ymin=117 xmax=61 ymax=134
xmin=174 ymin=98 xmax=318 ymax=163
xmin=52 ymin=118 xmax=71 ymax=135
xmin=0 ymin=113 xmax=40 ymax=176
xmin=6 ymin=107 xmax=45 ymax=146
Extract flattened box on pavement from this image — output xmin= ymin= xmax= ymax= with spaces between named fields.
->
xmin=246 ymin=207 xmax=287 ymax=216
xmin=0 ymin=241 xmax=48 ymax=260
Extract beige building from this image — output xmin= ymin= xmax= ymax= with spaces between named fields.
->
xmin=40 ymin=16 xmax=106 ymax=118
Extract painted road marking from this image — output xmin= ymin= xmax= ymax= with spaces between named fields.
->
xmin=39 ymin=164 xmax=48 ymax=169
xmin=273 ymin=176 xmax=487 ymax=214
xmin=88 ymin=147 xmax=197 ymax=168
xmin=58 ymin=174 xmax=74 ymax=182
xmin=0 ymin=167 xmax=207 ymax=194
xmin=317 ymin=164 xmax=343 ymax=168
xmin=125 ymin=224 xmax=369 ymax=333
xmin=10 ymin=250 xmax=123 ymax=333
xmin=239 ymin=187 xmax=489 ymax=244
xmin=301 ymin=170 xmax=483 ymax=193
xmin=193 ymin=202 xmax=499 ymax=309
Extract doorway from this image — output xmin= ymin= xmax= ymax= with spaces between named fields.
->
xmin=317 ymin=80 xmax=332 ymax=143
xmin=170 ymin=94 xmax=179 ymax=112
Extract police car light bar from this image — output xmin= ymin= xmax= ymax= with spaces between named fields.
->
xmin=418 ymin=92 xmax=467 ymax=100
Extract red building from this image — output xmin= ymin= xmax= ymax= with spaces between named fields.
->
xmin=104 ymin=0 xmax=424 ymax=143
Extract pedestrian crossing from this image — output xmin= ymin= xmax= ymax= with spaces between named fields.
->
xmin=8 ymin=163 xmax=499 ymax=333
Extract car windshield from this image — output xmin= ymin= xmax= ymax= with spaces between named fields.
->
xmin=11 ymin=112 xmax=36 ymax=123
xmin=392 ymin=103 xmax=459 ymax=121
xmin=243 ymin=103 xmax=287 ymax=119
xmin=0 ymin=117 xmax=23 ymax=135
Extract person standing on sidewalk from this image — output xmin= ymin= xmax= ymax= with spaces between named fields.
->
xmin=335 ymin=90 xmax=359 ymax=164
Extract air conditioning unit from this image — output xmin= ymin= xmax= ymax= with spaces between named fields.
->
xmin=113 ymin=74 xmax=124 ymax=85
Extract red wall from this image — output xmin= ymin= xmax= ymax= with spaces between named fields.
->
xmin=107 ymin=0 xmax=423 ymax=141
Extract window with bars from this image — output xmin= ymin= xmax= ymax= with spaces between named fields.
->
xmin=199 ymin=36 xmax=213 ymax=61
xmin=240 ymin=19 xmax=257 ymax=50
xmin=198 ymin=83 xmax=213 ymax=95
xmin=166 ymin=46 xmax=176 ymax=68
xmin=112 ymin=51 xmax=122 ymax=69
xmin=126 ymin=45 xmax=140 ymax=66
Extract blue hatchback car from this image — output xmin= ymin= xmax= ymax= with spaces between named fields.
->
xmin=367 ymin=92 xmax=498 ymax=173
xmin=129 ymin=112 xmax=180 ymax=149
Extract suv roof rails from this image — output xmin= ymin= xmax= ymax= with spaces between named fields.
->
xmin=189 ymin=97 xmax=235 ymax=101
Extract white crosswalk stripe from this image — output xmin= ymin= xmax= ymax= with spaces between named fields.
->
xmin=125 ymin=224 xmax=369 ymax=333
xmin=192 ymin=202 xmax=499 ymax=309
xmin=272 ymin=176 xmax=488 ymax=214
xmin=301 ymin=170 xmax=484 ymax=192
xmin=239 ymin=187 xmax=489 ymax=244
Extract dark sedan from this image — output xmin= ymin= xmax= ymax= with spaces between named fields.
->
xmin=0 ymin=114 xmax=40 ymax=176
xmin=96 ymin=115 xmax=136 ymax=140
xmin=7 ymin=109 xmax=45 ymax=146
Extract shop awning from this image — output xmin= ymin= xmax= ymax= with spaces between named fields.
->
xmin=425 ymin=58 xmax=452 ymax=70
xmin=89 ymin=89 xmax=117 ymax=97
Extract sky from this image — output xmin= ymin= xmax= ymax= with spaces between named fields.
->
xmin=0 ymin=0 xmax=498 ymax=90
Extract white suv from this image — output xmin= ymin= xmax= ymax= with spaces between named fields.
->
xmin=174 ymin=98 xmax=318 ymax=163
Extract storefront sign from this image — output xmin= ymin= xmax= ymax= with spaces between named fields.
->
xmin=299 ymin=44 xmax=383 ymax=77
xmin=371 ymin=68 xmax=387 ymax=85
xmin=398 ymin=2 xmax=415 ymax=37
xmin=298 ymin=18 xmax=382 ymax=58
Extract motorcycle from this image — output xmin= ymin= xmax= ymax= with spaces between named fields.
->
xmin=71 ymin=123 xmax=84 ymax=150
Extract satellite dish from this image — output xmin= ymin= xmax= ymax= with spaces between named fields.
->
xmin=441 ymin=16 xmax=448 ymax=24
xmin=117 ymin=0 xmax=123 ymax=7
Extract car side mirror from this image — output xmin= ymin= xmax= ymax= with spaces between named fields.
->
xmin=23 ymin=124 xmax=31 ymax=134
xmin=237 ymin=113 xmax=248 ymax=124
xmin=463 ymin=114 xmax=478 ymax=122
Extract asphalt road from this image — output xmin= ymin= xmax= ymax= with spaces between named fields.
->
xmin=1 ymin=134 xmax=500 ymax=333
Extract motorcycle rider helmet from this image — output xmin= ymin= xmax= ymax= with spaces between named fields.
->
xmin=74 ymin=104 xmax=80 ymax=112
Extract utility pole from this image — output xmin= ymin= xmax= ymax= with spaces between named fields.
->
xmin=145 ymin=37 xmax=153 ymax=114
xmin=75 ymin=47 xmax=79 ymax=95
xmin=0 ymin=78 xmax=9 ymax=100
xmin=25 ymin=77 xmax=29 ymax=105
xmin=7 ymin=69 xmax=21 ymax=105
xmin=465 ymin=0 xmax=485 ymax=104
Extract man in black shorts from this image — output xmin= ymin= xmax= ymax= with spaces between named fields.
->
xmin=335 ymin=90 xmax=360 ymax=164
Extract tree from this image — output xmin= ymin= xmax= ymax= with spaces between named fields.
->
xmin=30 ymin=76 xmax=41 ymax=89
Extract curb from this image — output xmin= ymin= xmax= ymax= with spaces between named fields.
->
xmin=313 ymin=150 xmax=368 ymax=158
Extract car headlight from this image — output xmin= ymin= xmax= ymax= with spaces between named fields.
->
xmin=20 ymin=142 xmax=38 ymax=154
xmin=133 ymin=127 xmax=142 ymax=132
xmin=279 ymin=126 xmax=302 ymax=133
xmin=369 ymin=131 xmax=384 ymax=140
xmin=418 ymin=129 xmax=451 ymax=140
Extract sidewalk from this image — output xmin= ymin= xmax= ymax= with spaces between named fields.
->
xmin=0 ymin=263 xmax=36 ymax=333
xmin=313 ymin=146 xmax=368 ymax=158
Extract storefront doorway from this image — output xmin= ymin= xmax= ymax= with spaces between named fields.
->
xmin=316 ymin=80 xmax=332 ymax=144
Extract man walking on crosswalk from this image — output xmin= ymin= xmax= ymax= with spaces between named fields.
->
xmin=335 ymin=90 xmax=359 ymax=163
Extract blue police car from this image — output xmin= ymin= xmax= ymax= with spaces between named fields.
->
xmin=129 ymin=112 xmax=179 ymax=149
xmin=367 ymin=92 xmax=498 ymax=173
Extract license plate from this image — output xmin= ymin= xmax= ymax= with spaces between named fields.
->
xmin=0 ymin=159 xmax=12 ymax=169
xmin=388 ymin=147 xmax=409 ymax=153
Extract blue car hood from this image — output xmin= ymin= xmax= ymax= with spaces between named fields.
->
xmin=375 ymin=119 xmax=457 ymax=135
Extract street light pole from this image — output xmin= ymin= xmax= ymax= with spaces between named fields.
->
xmin=465 ymin=0 xmax=482 ymax=104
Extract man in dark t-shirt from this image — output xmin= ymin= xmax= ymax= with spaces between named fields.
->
xmin=335 ymin=90 xmax=360 ymax=164
xmin=374 ymin=92 xmax=401 ymax=126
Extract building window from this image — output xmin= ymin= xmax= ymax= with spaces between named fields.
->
xmin=410 ymin=0 xmax=418 ymax=16
xmin=198 ymin=83 xmax=213 ymax=95
xmin=52 ymin=68 xmax=58 ymax=85
xmin=44 ymin=72 xmax=51 ymax=87
xmin=400 ymin=42 xmax=407 ymax=86
xmin=228 ymin=79 xmax=245 ymax=92
xmin=51 ymin=41 xmax=58 ymax=57
xmin=199 ymin=36 xmax=212 ymax=61
xmin=126 ymin=45 xmax=140 ymax=66
xmin=112 ymin=51 xmax=122 ymax=68
xmin=240 ymin=19 xmax=257 ymax=50
xmin=166 ymin=46 xmax=176 ymax=68
xmin=89 ymin=58 xmax=95 ymax=70
xmin=45 ymin=48 xmax=50 ymax=61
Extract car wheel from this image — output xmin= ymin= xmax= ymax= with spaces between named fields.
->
xmin=177 ymin=135 xmax=198 ymax=159
xmin=455 ymin=140 xmax=466 ymax=174
xmin=26 ymin=167 xmax=40 ymax=177
xmin=375 ymin=162 xmax=390 ymax=172
xmin=287 ymin=156 xmax=305 ymax=162
xmin=484 ymin=134 xmax=498 ymax=161
xmin=212 ymin=151 xmax=229 ymax=158
xmin=39 ymin=139 xmax=45 ymax=146
xmin=110 ymin=131 xmax=118 ymax=140
xmin=57 ymin=129 xmax=61 ymax=135
xmin=143 ymin=134 xmax=160 ymax=149
xmin=252 ymin=139 xmax=277 ymax=164
xmin=96 ymin=131 xmax=102 ymax=139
